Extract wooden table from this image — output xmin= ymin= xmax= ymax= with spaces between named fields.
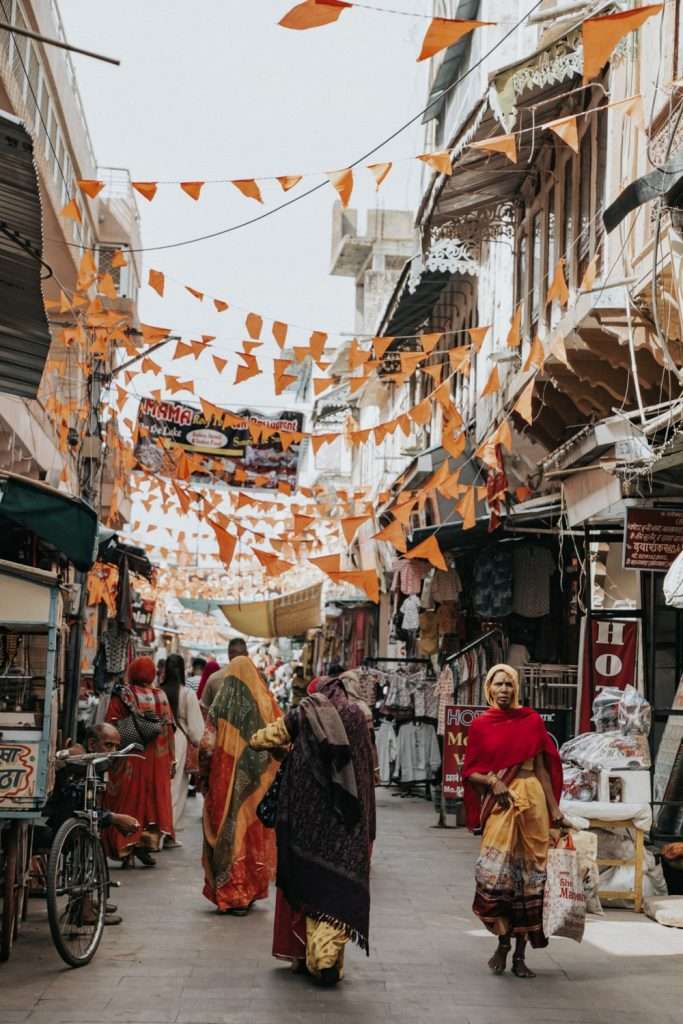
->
xmin=589 ymin=817 xmax=645 ymax=913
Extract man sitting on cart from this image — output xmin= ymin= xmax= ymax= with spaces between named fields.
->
xmin=38 ymin=723 xmax=139 ymax=925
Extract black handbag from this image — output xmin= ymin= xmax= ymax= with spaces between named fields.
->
xmin=256 ymin=758 xmax=287 ymax=828
xmin=115 ymin=686 xmax=164 ymax=747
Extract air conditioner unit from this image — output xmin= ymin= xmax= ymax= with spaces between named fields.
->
xmin=400 ymin=427 xmax=428 ymax=456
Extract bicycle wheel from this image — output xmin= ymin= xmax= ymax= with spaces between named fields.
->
xmin=47 ymin=819 xmax=107 ymax=967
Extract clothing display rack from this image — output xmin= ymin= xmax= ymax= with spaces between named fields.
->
xmin=445 ymin=627 xmax=504 ymax=665
xmin=365 ymin=656 xmax=436 ymax=801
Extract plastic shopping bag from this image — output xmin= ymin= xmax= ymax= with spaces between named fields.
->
xmin=543 ymin=834 xmax=586 ymax=943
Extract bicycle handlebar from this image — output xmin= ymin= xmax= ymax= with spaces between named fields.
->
xmin=56 ymin=743 xmax=145 ymax=766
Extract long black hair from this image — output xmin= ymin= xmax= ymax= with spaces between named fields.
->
xmin=162 ymin=653 xmax=185 ymax=723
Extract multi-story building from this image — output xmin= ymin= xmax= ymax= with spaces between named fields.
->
xmin=0 ymin=0 xmax=142 ymax=524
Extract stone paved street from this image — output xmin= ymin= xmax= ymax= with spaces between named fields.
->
xmin=1 ymin=790 xmax=683 ymax=1024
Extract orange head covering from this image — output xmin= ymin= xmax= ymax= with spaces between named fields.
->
xmin=128 ymin=656 xmax=156 ymax=686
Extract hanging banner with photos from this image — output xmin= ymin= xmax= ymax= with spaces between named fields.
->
xmin=134 ymin=397 xmax=304 ymax=489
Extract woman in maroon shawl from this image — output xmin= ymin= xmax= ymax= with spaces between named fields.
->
xmin=250 ymin=677 xmax=375 ymax=986
xmin=462 ymin=663 xmax=564 ymax=978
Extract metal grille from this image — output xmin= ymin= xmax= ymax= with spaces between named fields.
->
xmin=521 ymin=663 xmax=578 ymax=711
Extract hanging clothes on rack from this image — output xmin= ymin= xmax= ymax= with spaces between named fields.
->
xmin=393 ymin=722 xmax=441 ymax=783
xmin=376 ymin=720 xmax=398 ymax=785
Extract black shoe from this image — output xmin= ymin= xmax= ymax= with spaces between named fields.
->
xmin=106 ymin=902 xmax=118 ymax=914
xmin=135 ymin=849 xmax=156 ymax=867
xmin=104 ymin=913 xmax=123 ymax=926
xmin=318 ymin=965 xmax=340 ymax=987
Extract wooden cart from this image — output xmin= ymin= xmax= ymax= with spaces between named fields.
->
xmin=0 ymin=560 xmax=65 ymax=960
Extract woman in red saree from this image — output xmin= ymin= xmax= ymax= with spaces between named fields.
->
xmin=462 ymin=663 xmax=564 ymax=978
xmin=103 ymin=656 xmax=175 ymax=866
xmin=198 ymin=655 xmax=281 ymax=915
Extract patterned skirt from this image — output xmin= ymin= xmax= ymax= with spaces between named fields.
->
xmin=473 ymin=774 xmax=550 ymax=948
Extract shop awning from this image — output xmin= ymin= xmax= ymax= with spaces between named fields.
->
xmin=0 ymin=473 xmax=98 ymax=571
xmin=0 ymin=111 xmax=52 ymax=399
xmin=221 ymin=582 xmax=323 ymax=639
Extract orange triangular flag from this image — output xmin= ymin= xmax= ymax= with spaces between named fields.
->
xmin=208 ymin=519 xmax=237 ymax=569
xmin=246 ymin=313 xmax=263 ymax=339
xmin=494 ymin=418 xmax=513 ymax=454
xmin=275 ymin=374 xmax=298 ymax=396
xmin=341 ymin=513 xmax=373 ymax=546
xmin=409 ymin=398 xmax=432 ymax=427
xmin=314 ymin=377 xmax=335 ymax=396
xmin=421 ymin=364 xmax=443 ymax=383
xmin=232 ymin=179 xmax=263 ymax=203
xmin=277 ymin=175 xmax=303 ymax=191
xmin=442 ymin=421 xmax=466 ymax=460
xmin=522 ymin=335 xmax=545 ymax=373
xmin=140 ymin=323 xmax=170 ymax=343
xmin=180 ymin=181 xmax=204 ymax=200
xmin=372 ymin=336 xmax=394 ymax=359
xmin=580 ymin=255 xmax=598 ymax=292
xmin=309 ymin=553 xmax=342 ymax=573
xmin=480 ymin=365 xmax=500 ymax=397
xmin=309 ymin=330 xmax=327 ymax=362
xmin=185 ymin=285 xmax=204 ymax=301
xmin=546 ymin=259 xmax=569 ymax=307
xmin=330 ymin=570 xmax=380 ymax=604
xmin=272 ymin=321 xmax=288 ymax=348
xmin=582 ymin=5 xmax=662 ymax=83
xmin=174 ymin=340 xmax=194 ymax=359
xmin=213 ymin=298 xmax=229 ymax=312
xmin=327 ymin=167 xmax=353 ymax=208
xmin=212 ymin=355 xmax=228 ymax=373
xmin=110 ymin=249 xmax=128 ymax=269
xmin=417 ymin=151 xmax=452 ymax=176
xmin=468 ymin=325 xmax=490 ymax=352
xmin=449 ymin=346 xmax=471 ymax=375
xmin=279 ymin=0 xmax=351 ymax=30
xmin=548 ymin=333 xmax=569 ymax=367
xmin=456 ymin=487 xmax=476 ymax=530
xmin=60 ymin=198 xmax=81 ymax=223
xmin=417 ymin=17 xmax=493 ymax=62
xmin=545 ymin=115 xmax=579 ymax=153
xmin=234 ymin=362 xmax=262 ymax=385
xmin=148 ymin=269 xmax=165 ymax=297
xmin=77 ymin=179 xmax=105 ymax=199
xmin=373 ymin=519 xmax=406 ymax=553
xmin=405 ymin=534 xmax=447 ymax=572
xmin=252 ymin=549 xmax=294 ymax=577
xmin=367 ymin=162 xmax=392 ymax=190
xmin=506 ymin=304 xmax=522 ymax=349
xmin=470 ymin=134 xmax=517 ymax=164
xmin=132 ymin=181 xmax=158 ymax=202
xmin=514 ymin=378 xmax=535 ymax=425
xmin=420 ymin=332 xmax=442 ymax=354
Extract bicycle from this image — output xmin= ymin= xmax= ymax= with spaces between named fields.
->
xmin=46 ymin=744 xmax=142 ymax=968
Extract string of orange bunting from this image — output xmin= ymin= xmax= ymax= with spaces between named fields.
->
xmin=63 ymin=89 xmax=646 ymax=222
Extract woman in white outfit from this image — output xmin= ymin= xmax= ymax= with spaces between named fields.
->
xmin=162 ymin=654 xmax=205 ymax=840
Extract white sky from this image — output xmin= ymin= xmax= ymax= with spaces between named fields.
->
xmin=60 ymin=0 xmax=430 ymax=411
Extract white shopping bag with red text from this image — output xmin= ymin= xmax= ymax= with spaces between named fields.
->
xmin=543 ymin=833 xmax=586 ymax=943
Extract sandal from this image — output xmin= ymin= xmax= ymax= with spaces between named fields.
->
xmin=511 ymin=956 xmax=536 ymax=979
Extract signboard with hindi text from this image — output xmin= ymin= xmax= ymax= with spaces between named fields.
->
xmin=135 ymin=398 xmax=304 ymax=490
xmin=442 ymin=705 xmax=487 ymax=799
xmin=624 ymin=506 xmax=683 ymax=572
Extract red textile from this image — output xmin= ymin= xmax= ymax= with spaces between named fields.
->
xmin=103 ymin=684 xmax=175 ymax=856
xmin=462 ymin=706 xmax=562 ymax=832
xmin=272 ymin=889 xmax=306 ymax=961
xmin=197 ymin=660 xmax=220 ymax=701
xmin=128 ymin=656 xmax=156 ymax=685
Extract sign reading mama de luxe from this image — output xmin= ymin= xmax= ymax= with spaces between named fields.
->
xmin=624 ymin=506 xmax=683 ymax=572
xmin=135 ymin=397 xmax=304 ymax=489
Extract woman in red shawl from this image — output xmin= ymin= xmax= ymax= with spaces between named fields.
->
xmin=103 ymin=656 xmax=175 ymax=867
xmin=462 ymin=663 xmax=564 ymax=978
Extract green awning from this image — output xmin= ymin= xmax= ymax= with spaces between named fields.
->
xmin=0 ymin=473 xmax=98 ymax=571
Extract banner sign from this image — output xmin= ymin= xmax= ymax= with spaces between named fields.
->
xmin=579 ymin=618 xmax=639 ymax=732
xmin=135 ymin=398 xmax=304 ymax=489
xmin=443 ymin=705 xmax=573 ymax=799
xmin=624 ymin=506 xmax=683 ymax=571
xmin=442 ymin=705 xmax=487 ymax=799
xmin=0 ymin=742 xmax=36 ymax=802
